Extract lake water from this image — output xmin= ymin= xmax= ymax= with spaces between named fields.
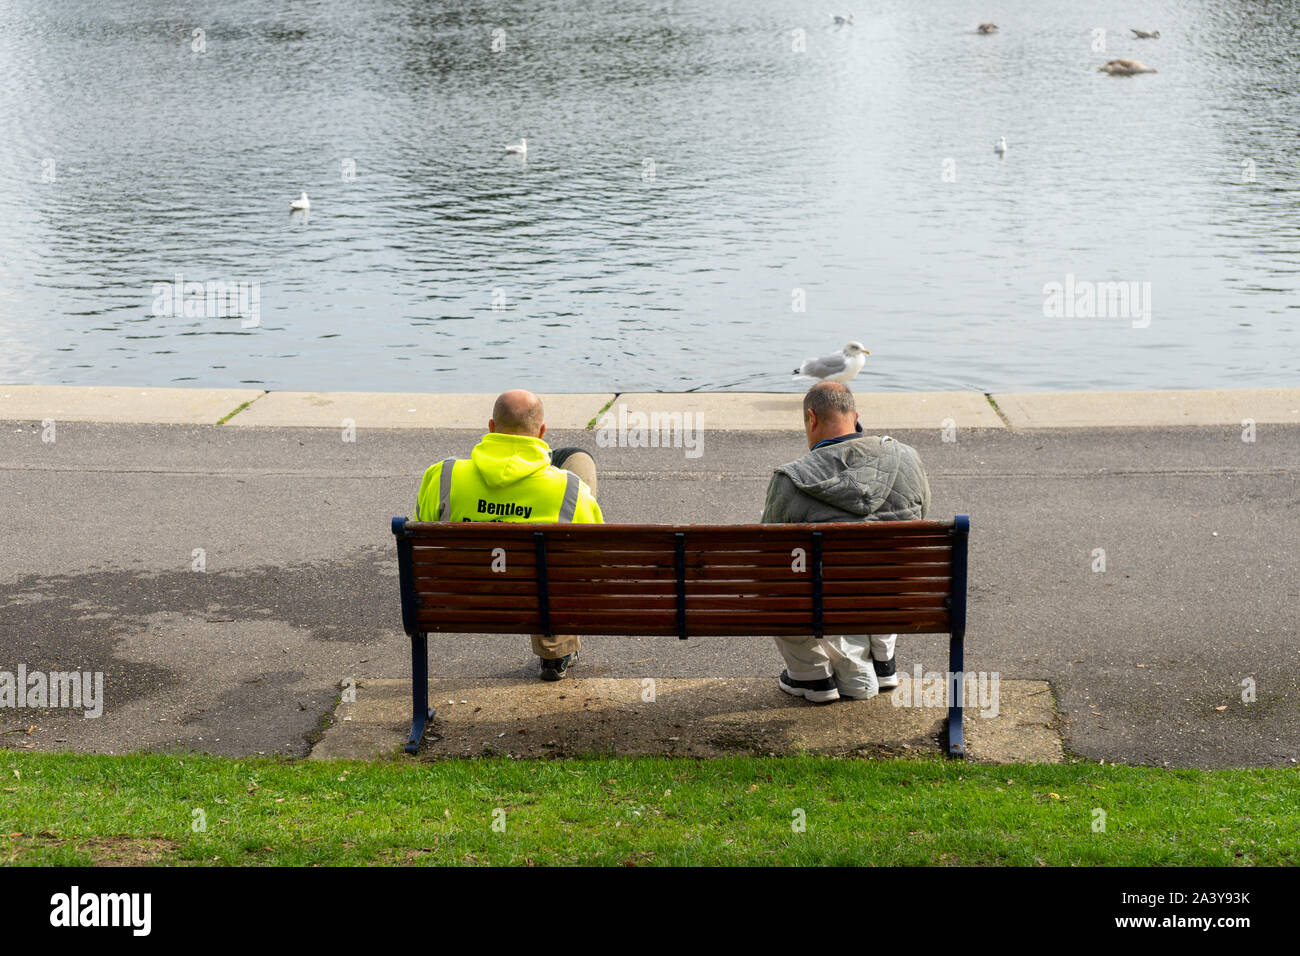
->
xmin=0 ymin=0 xmax=1297 ymax=393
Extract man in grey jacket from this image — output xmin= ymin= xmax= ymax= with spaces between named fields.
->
xmin=761 ymin=382 xmax=932 ymax=703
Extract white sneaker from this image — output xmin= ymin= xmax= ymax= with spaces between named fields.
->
xmin=837 ymin=684 xmax=879 ymax=701
xmin=874 ymin=657 xmax=900 ymax=690
xmin=778 ymin=670 xmax=840 ymax=703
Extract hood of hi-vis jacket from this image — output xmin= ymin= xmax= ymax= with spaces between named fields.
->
xmin=470 ymin=432 xmax=552 ymax=488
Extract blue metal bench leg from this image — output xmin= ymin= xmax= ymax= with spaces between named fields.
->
xmin=946 ymin=632 xmax=965 ymax=758
xmin=405 ymin=632 xmax=436 ymax=754
xmin=946 ymin=514 xmax=970 ymax=759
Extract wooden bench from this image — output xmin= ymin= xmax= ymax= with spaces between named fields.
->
xmin=391 ymin=515 xmax=971 ymax=756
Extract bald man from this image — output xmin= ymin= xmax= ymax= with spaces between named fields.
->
xmin=415 ymin=390 xmax=602 ymax=680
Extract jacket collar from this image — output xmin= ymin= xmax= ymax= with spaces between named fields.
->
xmin=812 ymin=429 xmax=864 ymax=451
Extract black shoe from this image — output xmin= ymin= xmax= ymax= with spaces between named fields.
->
xmin=873 ymin=656 xmax=899 ymax=690
xmin=777 ymin=669 xmax=840 ymax=703
xmin=539 ymin=651 xmax=578 ymax=681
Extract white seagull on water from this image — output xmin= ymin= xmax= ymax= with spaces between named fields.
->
xmin=505 ymin=137 xmax=528 ymax=156
xmin=289 ymin=191 xmax=310 ymax=210
xmin=794 ymin=341 xmax=870 ymax=384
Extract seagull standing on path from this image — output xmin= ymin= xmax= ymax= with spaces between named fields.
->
xmin=289 ymin=191 xmax=310 ymax=210
xmin=995 ymin=136 xmax=1008 ymax=156
xmin=794 ymin=341 xmax=870 ymax=384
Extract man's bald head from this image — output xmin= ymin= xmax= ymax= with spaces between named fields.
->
xmin=490 ymin=389 xmax=545 ymax=437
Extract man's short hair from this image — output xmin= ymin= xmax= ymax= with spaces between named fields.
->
xmin=492 ymin=391 xmax=545 ymax=435
xmin=803 ymin=382 xmax=856 ymax=421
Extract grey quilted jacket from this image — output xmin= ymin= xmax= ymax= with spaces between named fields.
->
xmin=760 ymin=435 xmax=931 ymax=523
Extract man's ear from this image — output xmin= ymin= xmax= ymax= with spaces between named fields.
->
xmin=488 ymin=419 xmax=497 ymax=434
xmin=538 ymin=423 xmax=547 ymax=440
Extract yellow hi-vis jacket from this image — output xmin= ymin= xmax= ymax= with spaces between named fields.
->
xmin=414 ymin=432 xmax=603 ymax=524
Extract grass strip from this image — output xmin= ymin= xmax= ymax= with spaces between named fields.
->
xmin=2 ymin=752 xmax=1296 ymax=866
xmin=215 ymin=399 xmax=256 ymax=426
xmin=984 ymin=392 xmax=1013 ymax=427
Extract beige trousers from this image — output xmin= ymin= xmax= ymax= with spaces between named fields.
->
xmin=531 ymin=449 xmax=597 ymax=659
xmin=774 ymin=633 xmax=897 ymax=697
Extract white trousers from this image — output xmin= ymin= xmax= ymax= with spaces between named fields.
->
xmin=774 ymin=634 xmax=897 ymax=697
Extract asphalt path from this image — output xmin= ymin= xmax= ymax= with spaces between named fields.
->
xmin=1 ymin=419 xmax=1296 ymax=767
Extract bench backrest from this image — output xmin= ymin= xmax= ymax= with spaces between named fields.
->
xmin=392 ymin=516 xmax=969 ymax=640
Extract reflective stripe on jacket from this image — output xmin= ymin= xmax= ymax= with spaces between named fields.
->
xmin=414 ymin=432 xmax=602 ymax=524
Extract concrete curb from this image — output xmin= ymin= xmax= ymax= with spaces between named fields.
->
xmin=0 ymin=385 xmax=266 ymax=425
xmin=222 ymin=390 xmax=615 ymax=430
xmin=2 ymin=385 xmax=1298 ymax=430
xmin=610 ymin=391 xmax=1005 ymax=430
xmin=994 ymin=388 xmax=1300 ymax=428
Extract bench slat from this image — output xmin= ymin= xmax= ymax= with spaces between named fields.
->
xmin=657 ymin=621 xmax=948 ymax=636
xmin=404 ymin=521 xmax=953 ymax=537
xmin=415 ymin=593 xmax=947 ymax=612
xmin=533 ymin=547 xmax=953 ymax=566
xmin=689 ymin=565 xmax=951 ymax=581
xmin=409 ymin=561 xmax=953 ymax=581
xmin=408 ymin=561 xmax=953 ymax=580
xmin=408 ymin=538 xmax=955 ymax=561
xmin=414 ymin=612 xmax=950 ymax=636
xmin=412 ymin=578 xmax=952 ymax=597
xmin=415 ymin=607 xmax=949 ymax=625
xmin=413 ymin=573 xmax=953 ymax=592
xmin=415 ymin=623 xmax=945 ymax=636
